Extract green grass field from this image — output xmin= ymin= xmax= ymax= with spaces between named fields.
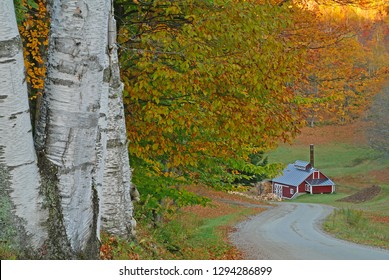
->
xmin=268 ymin=143 xmax=388 ymax=179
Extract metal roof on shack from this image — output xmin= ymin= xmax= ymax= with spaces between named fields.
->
xmin=306 ymin=178 xmax=335 ymax=186
xmin=272 ymin=161 xmax=314 ymax=187
xmin=272 ymin=160 xmax=335 ymax=187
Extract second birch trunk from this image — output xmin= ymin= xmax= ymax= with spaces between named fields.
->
xmin=35 ymin=0 xmax=110 ymax=258
xmin=100 ymin=8 xmax=137 ymax=239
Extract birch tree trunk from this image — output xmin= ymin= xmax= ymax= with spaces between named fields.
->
xmin=0 ymin=0 xmax=48 ymax=255
xmin=100 ymin=7 xmax=137 ymax=238
xmin=1 ymin=0 xmax=136 ymax=259
xmin=35 ymin=0 xmax=110 ymax=258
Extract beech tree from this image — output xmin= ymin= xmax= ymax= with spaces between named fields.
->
xmin=0 ymin=0 xmax=136 ymax=259
xmin=116 ymin=0 xmax=304 ymax=216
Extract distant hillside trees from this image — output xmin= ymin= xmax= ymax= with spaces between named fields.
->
xmin=367 ymin=85 xmax=389 ymax=155
xmin=292 ymin=1 xmax=389 ymax=126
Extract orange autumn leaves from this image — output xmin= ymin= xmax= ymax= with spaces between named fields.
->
xmin=19 ymin=0 xmax=49 ymax=98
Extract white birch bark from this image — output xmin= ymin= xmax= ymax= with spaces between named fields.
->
xmin=100 ymin=6 xmax=137 ymax=238
xmin=35 ymin=0 xmax=110 ymax=255
xmin=1 ymin=0 xmax=136 ymax=258
xmin=0 ymin=0 xmax=48 ymax=250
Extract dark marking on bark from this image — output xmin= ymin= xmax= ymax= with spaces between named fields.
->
xmin=54 ymin=61 xmax=78 ymax=76
xmin=80 ymin=182 xmax=100 ymax=259
xmin=49 ymin=77 xmax=76 ymax=87
xmin=0 ymin=58 xmax=17 ymax=64
xmin=53 ymin=37 xmax=81 ymax=57
xmin=114 ymin=114 xmax=123 ymax=121
xmin=103 ymin=67 xmax=111 ymax=83
xmin=106 ymin=139 xmax=125 ymax=149
xmin=37 ymin=151 xmax=74 ymax=259
xmin=34 ymin=98 xmax=49 ymax=152
xmin=88 ymin=55 xmax=104 ymax=71
xmin=87 ymin=103 xmax=100 ymax=113
xmin=109 ymin=62 xmax=122 ymax=89
xmin=0 ymin=36 xmax=22 ymax=59
xmin=0 ymin=95 xmax=8 ymax=104
xmin=8 ymin=110 xmax=26 ymax=120
xmin=60 ymin=162 xmax=95 ymax=175
xmin=6 ymin=160 xmax=36 ymax=171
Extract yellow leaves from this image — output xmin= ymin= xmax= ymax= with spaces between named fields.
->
xmin=19 ymin=0 xmax=49 ymax=97
xmin=231 ymin=170 xmax=240 ymax=175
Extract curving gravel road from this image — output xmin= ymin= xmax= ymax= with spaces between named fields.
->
xmin=230 ymin=202 xmax=389 ymax=260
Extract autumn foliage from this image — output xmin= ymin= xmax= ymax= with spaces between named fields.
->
xmin=18 ymin=0 xmax=49 ymax=99
xmin=114 ymin=1 xmax=306 ymax=215
xmin=290 ymin=1 xmax=389 ymax=125
xmin=15 ymin=0 xmax=389 ymax=216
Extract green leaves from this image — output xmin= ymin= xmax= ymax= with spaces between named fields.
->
xmin=130 ymin=157 xmax=210 ymax=220
xmin=14 ymin=0 xmax=39 ymax=23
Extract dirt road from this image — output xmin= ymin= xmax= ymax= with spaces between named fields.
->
xmin=230 ymin=202 xmax=389 ymax=259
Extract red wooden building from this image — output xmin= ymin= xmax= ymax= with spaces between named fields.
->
xmin=271 ymin=145 xmax=335 ymax=199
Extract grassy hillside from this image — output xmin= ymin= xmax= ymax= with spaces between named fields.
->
xmin=271 ymin=143 xmax=384 ymax=177
xmin=269 ymin=121 xmax=388 ymax=188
